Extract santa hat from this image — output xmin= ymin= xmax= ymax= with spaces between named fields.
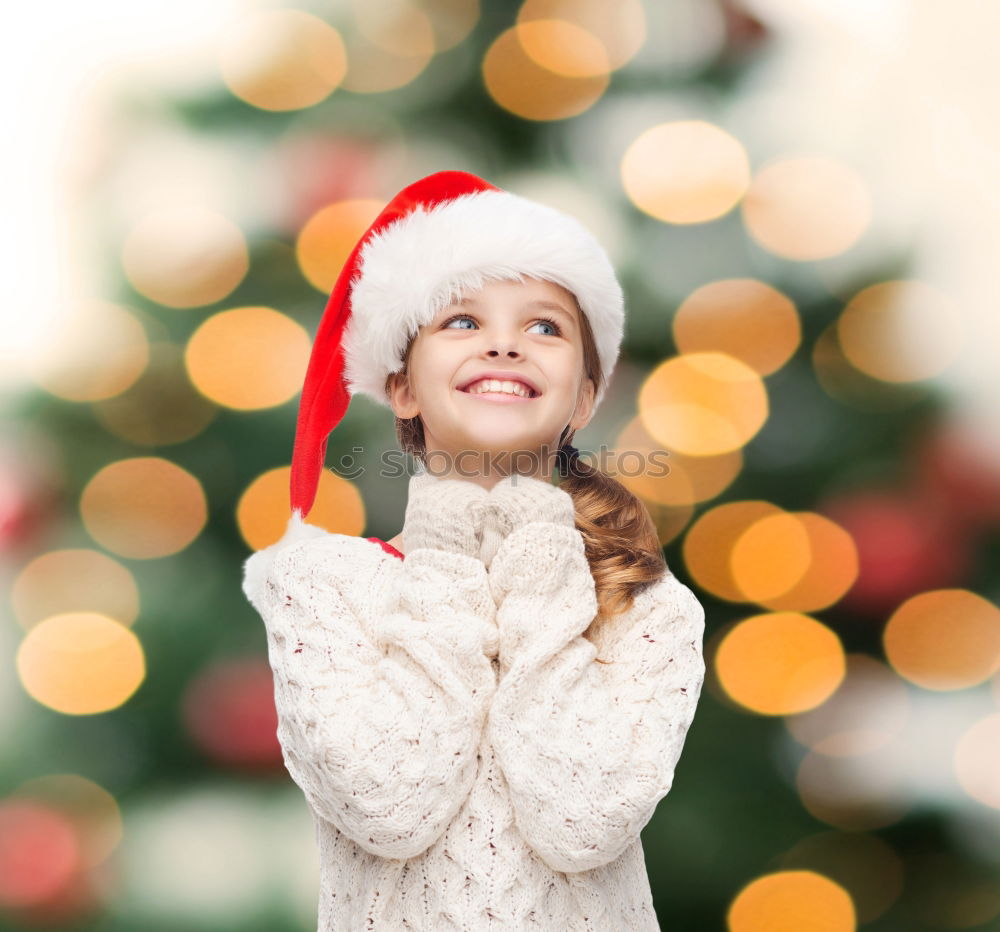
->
xmin=288 ymin=169 xmax=625 ymax=519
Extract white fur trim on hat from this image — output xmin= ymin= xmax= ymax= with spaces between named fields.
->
xmin=241 ymin=510 xmax=332 ymax=614
xmin=341 ymin=187 xmax=624 ymax=410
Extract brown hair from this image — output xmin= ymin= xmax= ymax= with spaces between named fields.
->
xmin=387 ymin=292 xmax=670 ymax=661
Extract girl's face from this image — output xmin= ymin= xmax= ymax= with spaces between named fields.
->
xmin=389 ymin=276 xmax=595 ymax=485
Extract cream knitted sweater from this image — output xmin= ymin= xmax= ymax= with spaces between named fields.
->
xmin=241 ymin=471 xmax=706 ymax=930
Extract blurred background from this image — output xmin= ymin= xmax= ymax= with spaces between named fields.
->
xmin=3 ymin=0 xmax=1000 ymax=928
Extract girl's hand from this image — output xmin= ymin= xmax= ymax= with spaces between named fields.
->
xmin=480 ymin=472 xmax=576 ymax=568
xmin=401 ymin=469 xmax=491 ymax=559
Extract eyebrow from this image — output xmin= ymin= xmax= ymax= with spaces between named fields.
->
xmin=455 ymin=296 xmax=576 ymax=324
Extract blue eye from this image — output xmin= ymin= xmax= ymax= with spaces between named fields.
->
xmin=440 ymin=313 xmax=562 ymax=335
xmin=442 ymin=314 xmax=477 ymax=330
xmin=529 ymin=317 xmax=561 ymax=336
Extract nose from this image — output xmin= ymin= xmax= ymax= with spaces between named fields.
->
xmin=484 ymin=327 xmax=523 ymax=359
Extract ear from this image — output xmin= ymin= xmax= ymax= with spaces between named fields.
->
xmin=568 ymin=375 xmax=596 ymax=432
xmin=387 ymin=370 xmax=420 ymax=419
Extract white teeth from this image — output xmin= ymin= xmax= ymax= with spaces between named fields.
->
xmin=465 ymin=379 xmax=534 ymax=398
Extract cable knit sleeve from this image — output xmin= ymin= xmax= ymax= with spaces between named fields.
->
xmin=242 ymin=520 xmax=498 ymax=862
xmin=485 ymin=520 xmax=706 ymax=874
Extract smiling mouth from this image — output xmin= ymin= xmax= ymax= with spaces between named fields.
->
xmin=458 ymin=380 xmax=540 ymax=400
xmin=457 ymin=387 xmax=539 ymax=402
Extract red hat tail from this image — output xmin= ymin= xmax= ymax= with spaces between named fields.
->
xmin=288 ymin=171 xmax=501 ymax=519
xmin=288 ymin=258 xmax=355 ymax=519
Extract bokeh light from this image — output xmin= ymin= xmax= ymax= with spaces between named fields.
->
xmin=742 ymin=156 xmax=872 ymax=261
xmin=730 ymin=511 xmax=812 ymax=604
xmin=514 ymin=20 xmax=609 ymax=79
xmin=785 ymin=654 xmax=910 ymax=757
xmin=237 ymin=466 xmax=366 ymax=552
xmin=714 ymin=612 xmax=846 ymax=716
xmin=727 ymin=869 xmax=856 ymax=932
xmin=954 ymin=714 xmax=1000 ymax=810
xmin=819 ymin=489 xmax=972 ymax=617
xmin=621 ymin=121 xmax=751 ymax=224
xmin=779 ymin=831 xmax=903 ymax=925
xmin=884 ymin=589 xmax=1000 ymax=690
xmin=219 ymin=10 xmax=347 ymax=111
xmin=352 ymin=0 xmax=436 ymax=57
xmin=0 ymin=800 xmax=81 ymax=909
xmin=673 ymin=279 xmax=801 ymax=376
xmin=182 ymin=657 xmax=281 ymax=770
xmin=121 ymin=206 xmax=249 ymax=309
xmin=340 ymin=0 xmax=437 ymax=92
xmin=517 ymin=0 xmax=646 ymax=71
xmin=92 ymin=341 xmax=219 ymax=446
xmin=638 ymin=352 xmax=769 ymax=457
xmin=11 ymin=550 xmax=140 ymax=631
xmin=25 ymin=300 xmax=149 ymax=403
xmin=122 ymin=206 xmax=250 ymax=308
xmin=754 ymin=513 xmax=859 ymax=614
xmin=354 ymin=0 xmax=478 ymax=55
xmin=912 ymin=418 xmax=1000 ymax=528
xmin=837 ymin=280 xmax=965 ymax=383
xmin=812 ymin=321 xmax=927 ymax=412
xmin=185 ymin=307 xmax=311 ymax=410
xmin=296 ymin=199 xmax=385 ymax=294
xmin=13 ymin=774 xmax=123 ymax=869
xmin=613 ymin=415 xmax=742 ymax=508
xmin=80 ymin=458 xmax=208 ymax=559
xmin=17 ymin=613 xmax=146 ymax=715
xmin=795 ymin=749 xmax=911 ymax=832
xmin=684 ymin=500 xmax=784 ymax=602
xmin=684 ymin=500 xmax=858 ymax=611
xmin=482 ymin=25 xmax=609 ymax=121
xmin=116 ymin=789 xmax=280 ymax=922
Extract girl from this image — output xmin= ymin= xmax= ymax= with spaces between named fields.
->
xmin=242 ymin=171 xmax=706 ymax=930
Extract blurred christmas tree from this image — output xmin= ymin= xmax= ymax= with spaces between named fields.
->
xmin=3 ymin=0 xmax=1000 ymax=930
